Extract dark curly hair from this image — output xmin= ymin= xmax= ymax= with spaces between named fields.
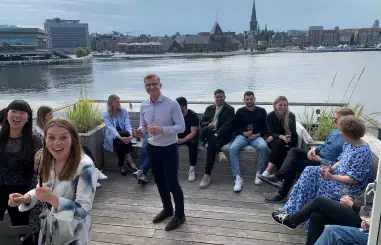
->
xmin=338 ymin=115 xmax=366 ymax=140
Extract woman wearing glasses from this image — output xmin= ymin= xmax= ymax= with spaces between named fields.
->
xmin=8 ymin=118 xmax=97 ymax=245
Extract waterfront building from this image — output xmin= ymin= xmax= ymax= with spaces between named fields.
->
xmin=163 ymin=22 xmax=241 ymax=53
xmin=0 ymin=26 xmax=65 ymax=61
xmin=339 ymin=31 xmax=354 ymax=43
xmin=287 ymin=30 xmax=308 ymax=46
xmin=269 ymin=32 xmax=292 ymax=47
xmin=357 ymin=28 xmax=381 ymax=45
xmin=308 ymin=26 xmax=324 ymax=46
xmin=44 ymin=18 xmax=89 ymax=53
xmin=0 ymin=26 xmax=48 ymax=52
xmin=322 ymin=30 xmax=340 ymax=46
xmin=116 ymin=42 xmax=164 ymax=54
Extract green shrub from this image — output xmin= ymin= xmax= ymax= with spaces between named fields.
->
xmin=65 ymin=87 xmax=103 ymax=133
xmin=75 ymin=47 xmax=86 ymax=58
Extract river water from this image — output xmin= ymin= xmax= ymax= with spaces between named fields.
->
xmin=0 ymin=51 xmax=379 ymax=119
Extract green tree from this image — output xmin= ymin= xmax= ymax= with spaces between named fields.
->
xmin=75 ymin=47 xmax=86 ymax=58
xmin=255 ymin=44 xmax=267 ymax=51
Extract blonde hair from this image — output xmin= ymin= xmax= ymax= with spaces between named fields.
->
xmin=144 ymin=73 xmax=159 ymax=82
xmin=36 ymin=106 xmax=53 ymax=129
xmin=107 ymin=94 xmax=122 ymax=117
xmin=41 ymin=118 xmax=82 ymax=182
xmin=273 ymin=96 xmax=290 ymax=134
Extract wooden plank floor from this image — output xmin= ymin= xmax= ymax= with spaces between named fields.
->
xmin=92 ymin=168 xmax=307 ymax=245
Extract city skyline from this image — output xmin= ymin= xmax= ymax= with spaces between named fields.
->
xmin=0 ymin=0 xmax=380 ymax=35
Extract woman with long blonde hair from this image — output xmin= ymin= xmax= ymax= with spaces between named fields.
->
xmin=103 ymin=94 xmax=136 ymax=175
xmin=262 ymin=96 xmax=297 ymax=177
xmin=8 ymin=118 xmax=97 ymax=245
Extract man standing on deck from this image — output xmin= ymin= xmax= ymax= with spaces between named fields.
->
xmin=135 ymin=73 xmax=186 ymax=231
xmin=199 ymin=89 xmax=235 ymax=189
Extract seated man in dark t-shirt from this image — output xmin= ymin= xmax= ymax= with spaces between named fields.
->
xmin=176 ymin=97 xmax=200 ymax=182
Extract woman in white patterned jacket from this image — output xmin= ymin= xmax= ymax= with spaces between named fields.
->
xmin=8 ymin=118 xmax=98 ymax=245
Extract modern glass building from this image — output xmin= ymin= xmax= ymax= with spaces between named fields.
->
xmin=0 ymin=26 xmax=48 ymax=51
xmin=44 ymin=18 xmax=89 ymax=53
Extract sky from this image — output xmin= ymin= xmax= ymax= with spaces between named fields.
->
xmin=0 ymin=0 xmax=380 ymax=35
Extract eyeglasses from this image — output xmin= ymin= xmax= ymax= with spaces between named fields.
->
xmin=145 ymin=82 xmax=159 ymax=88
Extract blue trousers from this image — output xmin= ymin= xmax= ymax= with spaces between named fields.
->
xmin=139 ymin=136 xmax=151 ymax=175
xmin=315 ymin=225 xmax=368 ymax=245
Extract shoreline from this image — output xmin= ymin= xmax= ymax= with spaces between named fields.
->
xmin=1 ymin=48 xmax=379 ymax=66
xmin=0 ymin=55 xmax=93 ymax=67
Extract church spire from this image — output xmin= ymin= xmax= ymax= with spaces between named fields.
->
xmin=250 ymin=0 xmax=258 ymax=32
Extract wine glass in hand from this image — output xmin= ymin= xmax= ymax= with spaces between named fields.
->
xmin=359 ymin=206 xmax=372 ymax=232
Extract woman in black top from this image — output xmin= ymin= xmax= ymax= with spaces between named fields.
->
xmin=263 ymin=96 xmax=297 ymax=176
xmin=0 ymin=100 xmax=42 ymax=239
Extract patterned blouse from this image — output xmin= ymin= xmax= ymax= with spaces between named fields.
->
xmin=19 ymin=154 xmax=98 ymax=245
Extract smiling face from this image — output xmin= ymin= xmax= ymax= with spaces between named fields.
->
xmin=46 ymin=125 xmax=72 ymax=162
xmin=214 ymin=92 xmax=226 ymax=107
xmin=275 ymin=99 xmax=288 ymax=115
xmin=144 ymin=77 xmax=162 ymax=97
xmin=7 ymin=109 xmax=29 ymax=130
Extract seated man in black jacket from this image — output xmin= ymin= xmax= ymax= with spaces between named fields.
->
xmin=199 ymin=89 xmax=235 ymax=189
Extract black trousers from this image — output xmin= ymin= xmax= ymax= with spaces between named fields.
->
xmin=288 ymin=197 xmax=362 ymax=245
xmin=147 ymin=143 xmax=185 ymax=218
xmin=0 ymin=185 xmax=30 ymax=226
xmin=268 ymin=138 xmax=291 ymax=171
xmin=183 ymin=138 xmax=198 ymax=167
xmin=201 ymin=127 xmax=230 ymax=175
xmin=275 ymin=148 xmax=320 ymax=197
xmin=113 ymin=130 xmax=133 ymax=168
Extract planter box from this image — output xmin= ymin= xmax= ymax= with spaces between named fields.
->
xmin=79 ymin=123 xmax=105 ymax=168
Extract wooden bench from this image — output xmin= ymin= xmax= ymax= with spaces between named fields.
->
xmin=102 ymin=112 xmax=312 ymax=178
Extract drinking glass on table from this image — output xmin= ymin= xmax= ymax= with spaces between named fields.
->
xmin=359 ymin=206 xmax=372 ymax=232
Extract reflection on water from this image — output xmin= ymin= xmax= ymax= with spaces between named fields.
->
xmin=0 ymin=52 xmax=379 ymax=120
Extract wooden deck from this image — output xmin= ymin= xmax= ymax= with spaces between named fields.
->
xmin=91 ymin=167 xmax=307 ymax=245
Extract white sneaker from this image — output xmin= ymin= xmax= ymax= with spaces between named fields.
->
xmin=96 ymin=182 xmax=101 ymax=188
xmin=132 ymin=169 xmax=143 ymax=181
xmin=262 ymin=170 xmax=270 ymax=178
xmin=138 ymin=174 xmax=148 ymax=184
xmin=255 ymin=171 xmax=262 ymax=185
xmin=218 ymin=152 xmax=228 ymax=163
xmin=188 ymin=167 xmax=196 ymax=182
xmin=97 ymin=170 xmax=108 ymax=180
xmin=233 ymin=175 xmax=243 ymax=192
xmin=200 ymin=174 xmax=211 ymax=189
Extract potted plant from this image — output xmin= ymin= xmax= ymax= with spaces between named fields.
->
xmin=64 ymin=87 xmax=105 ymax=167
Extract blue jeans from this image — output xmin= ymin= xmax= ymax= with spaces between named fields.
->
xmin=229 ymin=135 xmax=268 ymax=177
xmin=315 ymin=225 xmax=368 ymax=245
xmin=139 ymin=136 xmax=151 ymax=175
